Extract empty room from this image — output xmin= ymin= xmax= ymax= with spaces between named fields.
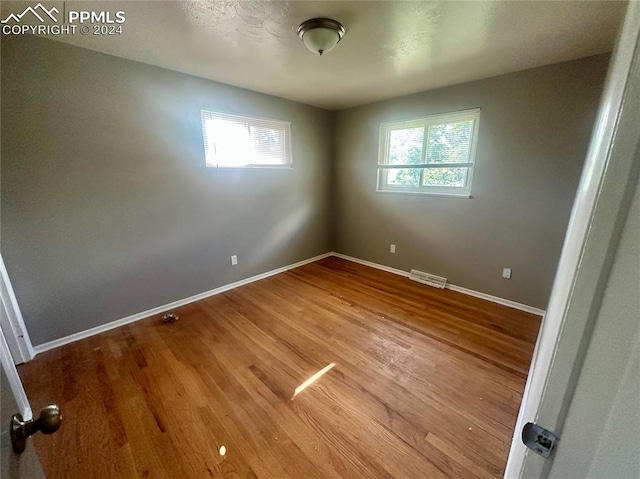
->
xmin=2 ymin=1 xmax=639 ymax=478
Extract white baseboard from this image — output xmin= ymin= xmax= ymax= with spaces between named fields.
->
xmin=33 ymin=252 xmax=333 ymax=355
xmin=445 ymin=284 xmax=545 ymax=316
xmin=32 ymin=250 xmax=544 ymax=356
xmin=331 ymin=253 xmax=546 ymax=316
xmin=332 ymin=253 xmax=410 ymax=278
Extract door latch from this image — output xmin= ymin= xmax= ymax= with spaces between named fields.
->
xmin=522 ymin=422 xmax=559 ymax=459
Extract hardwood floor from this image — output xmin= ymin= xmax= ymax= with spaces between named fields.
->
xmin=19 ymin=257 xmax=541 ymax=478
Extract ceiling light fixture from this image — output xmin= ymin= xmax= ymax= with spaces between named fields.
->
xmin=297 ymin=18 xmax=345 ymax=56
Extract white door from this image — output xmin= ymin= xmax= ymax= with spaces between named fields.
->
xmin=0 ymin=327 xmax=45 ymax=478
xmin=547 ymin=172 xmax=640 ymax=478
xmin=0 ymin=255 xmax=35 ymax=365
xmin=505 ymin=2 xmax=640 ymax=477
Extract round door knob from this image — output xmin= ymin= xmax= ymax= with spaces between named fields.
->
xmin=11 ymin=404 xmax=62 ymax=454
xmin=36 ymin=404 xmax=62 ymax=435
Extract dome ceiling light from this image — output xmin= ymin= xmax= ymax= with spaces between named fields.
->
xmin=297 ymin=18 xmax=345 ymax=56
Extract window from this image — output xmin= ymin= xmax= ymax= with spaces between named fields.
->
xmin=377 ymin=108 xmax=480 ymax=196
xmin=201 ymin=111 xmax=292 ymax=168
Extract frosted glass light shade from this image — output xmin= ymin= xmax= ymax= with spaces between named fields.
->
xmin=297 ymin=18 xmax=345 ymax=56
xmin=301 ymin=28 xmax=340 ymax=55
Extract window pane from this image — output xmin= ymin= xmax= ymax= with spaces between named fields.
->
xmin=423 ymin=167 xmax=468 ymax=187
xmin=386 ymin=168 xmax=421 ymax=186
xmin=389 ymin=127 xmax=424 ymax=165
xmin=205 ymin=118 xmax=253 ymax=167
xmin=426 ymin=120 xmax=474 ymax=163
xmin=249 ymin=125 xmax=285 ymax=165
xmin=377 ymin=109 xmax=478 ymax=195
xmin=201 ymin=110 xmax=291 ymax=168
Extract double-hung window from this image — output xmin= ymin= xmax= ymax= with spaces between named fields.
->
xmin=201 ymin=110 xmax=292 ymax=168
xmin=377 ymin=108 xmax=480 ymax=196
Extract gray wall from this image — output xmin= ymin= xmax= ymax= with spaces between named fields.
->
xmin=1 ymin=35 xmax=332 ymax=346
xmin=1 ymin=35 xmax=611 ymax=345
xmin=332 ymin=55 xmax=609 ymax=309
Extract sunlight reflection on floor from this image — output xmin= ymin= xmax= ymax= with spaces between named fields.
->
xmin=291 ymin=363 xmax=336 ymax=400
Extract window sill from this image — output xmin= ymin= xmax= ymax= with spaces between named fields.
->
xmin=375 ymin=189 xmax=472 ymax=199
xmin=206 ymin=165 xmax=294 ymax=170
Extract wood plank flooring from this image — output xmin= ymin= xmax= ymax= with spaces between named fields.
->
xmin=19 ymin=257 xmax=541 ymax=478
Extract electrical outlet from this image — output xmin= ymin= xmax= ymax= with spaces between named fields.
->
xmin=231 ymin=255 xmax=238 ymax=266
xmin=390 ymin=244 xmax=396 ymax=253
xmin=502 ymin=268 xmax=512 ymax=279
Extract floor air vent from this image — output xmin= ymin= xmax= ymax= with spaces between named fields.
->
xmin=409 ymin=270 xmax=447 ymax=289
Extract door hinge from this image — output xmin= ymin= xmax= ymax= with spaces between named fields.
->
xmin=522 ymin=422 xmax=559 ymax=459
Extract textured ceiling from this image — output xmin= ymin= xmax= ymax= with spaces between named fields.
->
xmin=2 ymin=1 xmax=627 ymax=110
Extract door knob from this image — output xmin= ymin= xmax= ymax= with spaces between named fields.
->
xmin=11 ymin=404 xmax=62 ymax=454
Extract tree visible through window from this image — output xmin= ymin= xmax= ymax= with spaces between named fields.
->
xmin=378 ymin=109 xmax=480 ymax=195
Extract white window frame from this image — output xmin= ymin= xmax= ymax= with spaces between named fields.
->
xmin=377 ymin=108 xmax=481 ymax=197
xmin=201 ymin=110 xmax=293 ymax=169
